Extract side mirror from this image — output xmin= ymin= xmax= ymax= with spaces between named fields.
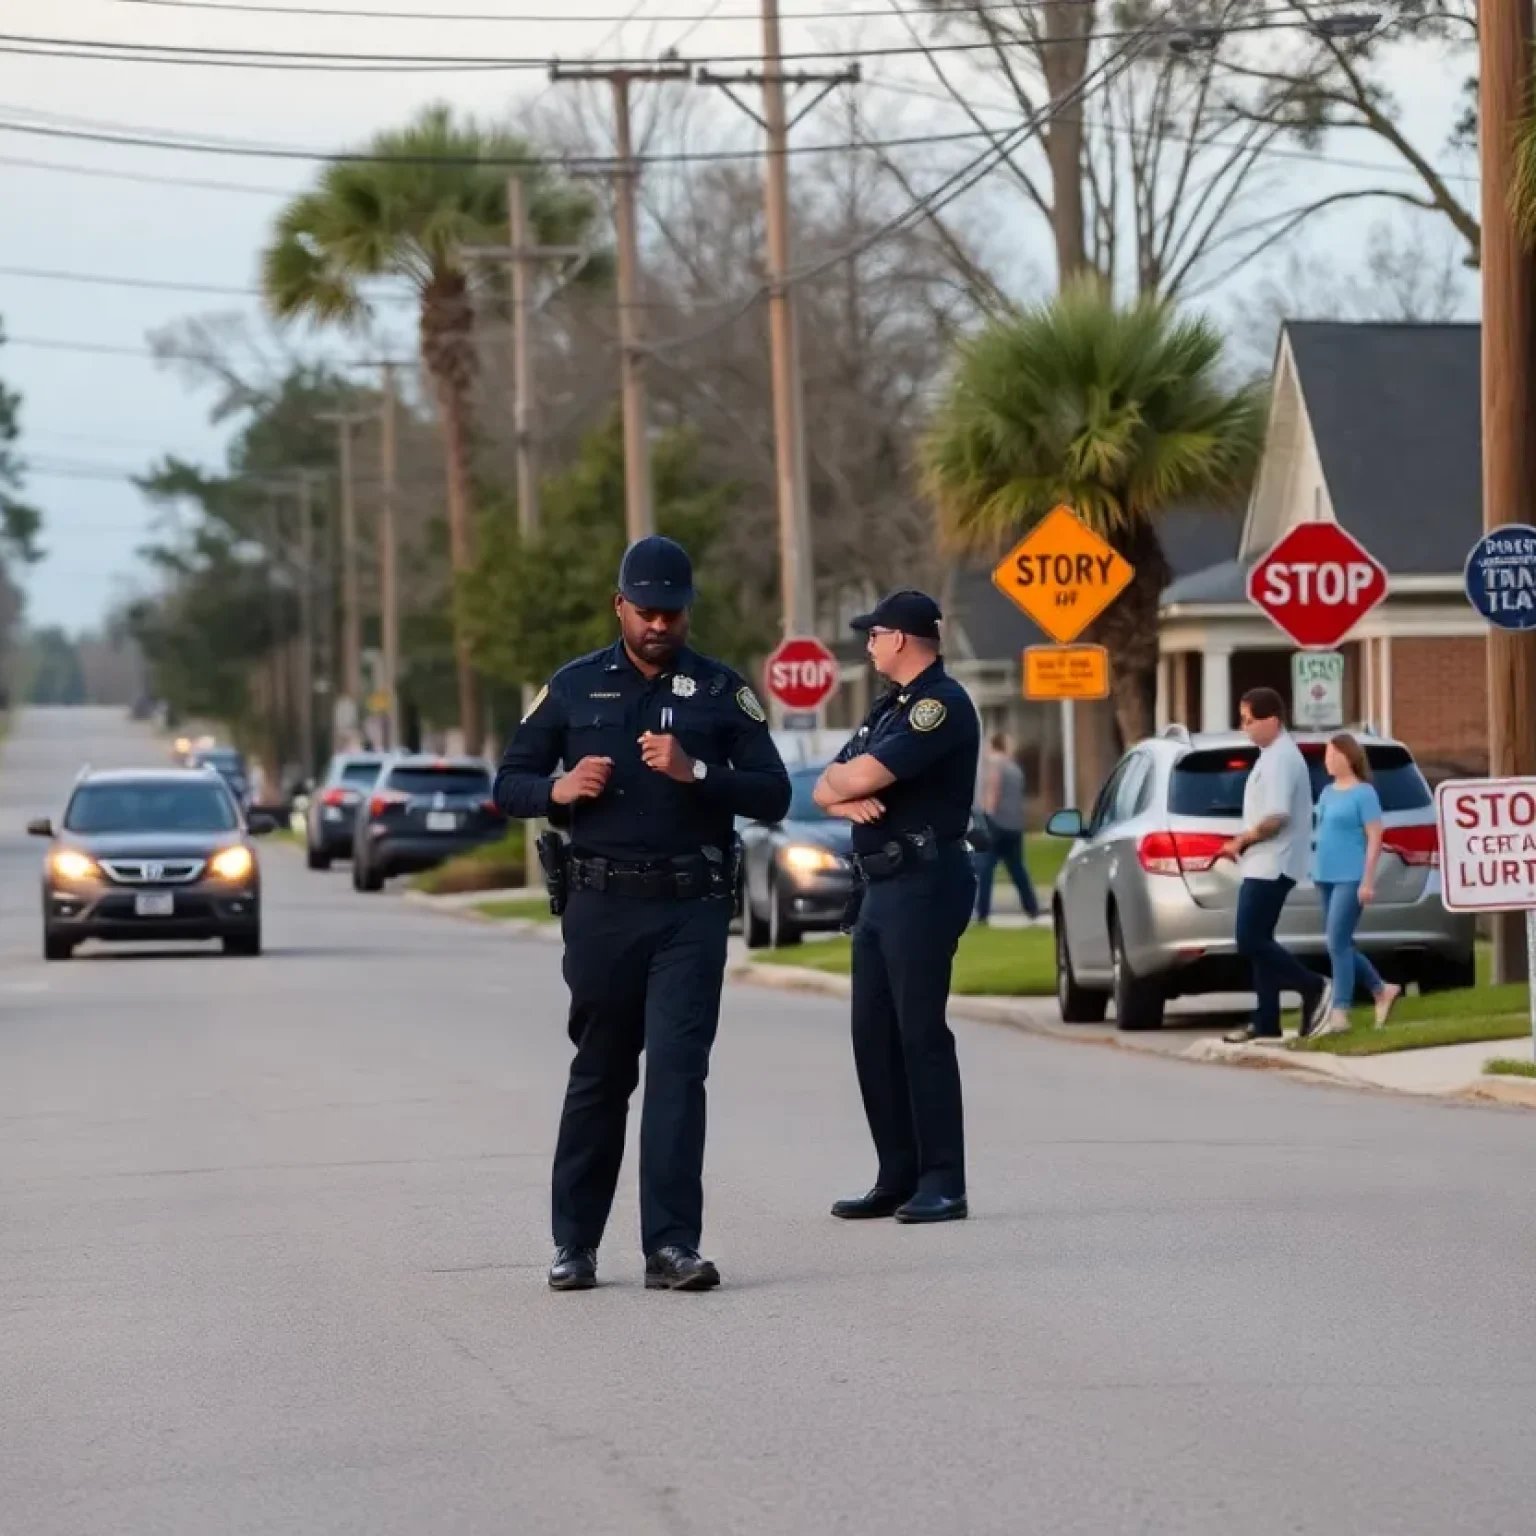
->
xmin=26 ymin=817 xmax=53 ymax=838
xmin=1045 ymin=808 xmax=1085 ymax=840
xmin=246 ymin=812 xmax=278 ymax=836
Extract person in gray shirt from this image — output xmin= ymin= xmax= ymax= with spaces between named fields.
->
xmin=974 ymin=733 xmax=1040 ymax=922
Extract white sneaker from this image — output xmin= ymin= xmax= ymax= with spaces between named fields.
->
xmin=1311 ymin=1009 xmax=1352 ymax=1040
xmin=1301 ymin=980 xmax=1334 ymax=1038
xmin=1373 ymin=983 xmax=1402 ymax=1027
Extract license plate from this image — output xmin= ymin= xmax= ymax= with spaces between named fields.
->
xmin=135 ymin=893 xmax=174 ymax=917
xmin=426 ymin=812 xmax=459 ymax=832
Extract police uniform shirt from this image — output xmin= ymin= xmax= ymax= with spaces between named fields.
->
xmin=836 ymin=660 xmax=981 ymax=855
xmin=495 ymin=641 xmax=791 ymax=861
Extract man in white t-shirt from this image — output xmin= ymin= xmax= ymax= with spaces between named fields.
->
xmin=1218 ymin=687 xmax=1331 ymax=1044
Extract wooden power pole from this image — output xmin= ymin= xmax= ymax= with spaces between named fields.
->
xmin=550 ymin=59 xmax=690 ymax=542
xmin=1480 ymin=0 xmax=1536 ymax=983
xmin=316 ymin=405 xmax=372 ymax=742
xmin=700 ymin=8 xmax=857 ymax=641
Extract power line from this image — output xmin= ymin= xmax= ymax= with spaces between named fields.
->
xmin=0 ymin=10 xmax=1364 ymax=72
xmin=0 ymin=149 xmax=296 ymax=195
xmin=0 ymin=260 xmax=421 ymax=304
xmin=104 ymin=0 xmax=1104 ymax=18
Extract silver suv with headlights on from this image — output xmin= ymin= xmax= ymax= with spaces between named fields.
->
xmin=1045 ymin=728 xmax=1476 ymax=1031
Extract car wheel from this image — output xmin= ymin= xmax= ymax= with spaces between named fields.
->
xmin=744 ymin=888 xmax=772 ymax=949
xmin=223 ymin=928 xmax=262 ymax=957
xmin=1417 ymin=951 xmax=1477 ymax=993
xmin=1054 ymin=906 xmax=1108 ymax=1024
xmin=1110 ymin=911 xmax=1164 ymax=1031
xmin=43 ymin=931 xmax=73 ymax=962
xmin=767 ymin=876 xmax=801 ymax=948
xmin=356 ymin=859 xmax=385 ymax=893
xmin=307 ymin=845 xmax=331 ymax=872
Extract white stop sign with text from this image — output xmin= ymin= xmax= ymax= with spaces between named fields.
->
xmin=1435 ymin=777 xmax=1536 ymax=912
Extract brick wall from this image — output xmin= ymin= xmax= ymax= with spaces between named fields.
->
xmin=1390 ymin=637 xmax=1489 ymax=776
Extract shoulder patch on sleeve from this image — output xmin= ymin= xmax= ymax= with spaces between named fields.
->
xmin=735 ymin=685 xmax=767 ymax=723
xmin=911 ymin=697 xmax=947 ymax=733
xmin=522 ymin=683 xmax=549 ymax=722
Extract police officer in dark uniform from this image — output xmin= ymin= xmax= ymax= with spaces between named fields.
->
xmin=812 ymin=590 xmax=980 ymax=1225
xmin=494 ymin=536 xmax=791 ymax=1292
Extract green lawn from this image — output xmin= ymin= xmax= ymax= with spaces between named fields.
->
xmin=759 ymin=924 xmax=1057 ymax=996
xmin=1484 ymin=1057 xmax=1536 ymax=1079
xmin=473 ymin=896 xmax=555 ymax=923
xmin=1294 ymin=946 xmax=1534 ymax=1056
xmin=411 ymin=825 xmax=529 ymax=895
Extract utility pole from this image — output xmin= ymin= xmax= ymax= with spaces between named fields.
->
xmin=296 ymin=471 xmax=318 ymax=781
xmin=378 ymin=362 xmax=403 ymax=753
xmin=1480 ymin=0 xmax=1536 ymax=984
xmin=316 ymin=405 xmax=371 ymax=742
xmin=550 ymin=59 xmax=691 ymax=542
xmin=700 ymin=14 xmax=857 ymax=642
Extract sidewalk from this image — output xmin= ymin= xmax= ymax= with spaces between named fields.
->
xmin=403 ymin=883 xmax=1536 ymax=1109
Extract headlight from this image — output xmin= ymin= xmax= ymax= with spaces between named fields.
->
xmin=210 ymin=845 xmax=254 ymax=882
xmin=780 ymin=843 xmax=841 ymax=876
xmin=50 ymin=849 xmax=98 ymax=881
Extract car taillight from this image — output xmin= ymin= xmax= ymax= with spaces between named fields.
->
xmin=369 ymin=790 xmax=409 ymax=818
xmin=1383 ymin=824 xmax=1439 ymax=867
xmin=1137 ymin=830 xmax=1229 ymax=876
xmin=321 ymin=787 xmax=349 ymax=807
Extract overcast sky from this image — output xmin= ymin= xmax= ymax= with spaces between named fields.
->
xmin=1 ymin=0 xmax=1477 ymax=631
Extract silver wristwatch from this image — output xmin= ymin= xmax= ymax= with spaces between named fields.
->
xmin=692 ymin=759 xmax=709 ymax=782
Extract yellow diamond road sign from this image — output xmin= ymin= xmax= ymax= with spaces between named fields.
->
xmin=991 ymin=505 xmax=1134 ymax=646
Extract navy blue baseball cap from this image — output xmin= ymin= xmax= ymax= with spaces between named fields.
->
xmin=850 ymin=589 xmax=942 ymax=640
xmin=618 ymin=535 xmax=695 ymax=611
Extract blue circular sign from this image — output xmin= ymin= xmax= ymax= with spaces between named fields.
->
xmin=1464 ymin=524 xmax=1536 ymax=631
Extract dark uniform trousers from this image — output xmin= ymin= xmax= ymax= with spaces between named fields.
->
xmin=554 ymin=887 xmax=733 ymax=1254
xmin=850 ymin=845 xmax=976 ymax=1199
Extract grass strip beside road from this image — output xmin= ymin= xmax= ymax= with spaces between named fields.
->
xmin=1484 ymin=1057 xmax=1536 ymax=1078
xmin=412 ymin=825 xmax=528 ymax=895
xmin=759 ymin=925 xmax=1057 ymax=996
xmin=473 ymin=896 xmax=555 ymax=923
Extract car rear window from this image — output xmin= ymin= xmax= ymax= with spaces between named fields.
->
xmin=384 ymin=766 xmax=491 ymax=797
xmin=340 ymin=760 xmax=383 ymax=787
xmin=1169 ymin=744 xmax=1431 ymax=819
xmin=787 ymin=770 xmax=828 ymax=822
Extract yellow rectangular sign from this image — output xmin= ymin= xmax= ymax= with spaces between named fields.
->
xmin=991 ymin=505 xmax=1134 ymax=646
xmin=1023 ymin=644 xmax=1111 ymax=701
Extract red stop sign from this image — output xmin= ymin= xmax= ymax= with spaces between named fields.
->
xmin=764 ymin=636 xmax=839 ymax=711
xmin=1247 ymin=523 xmax=1388 ymax=649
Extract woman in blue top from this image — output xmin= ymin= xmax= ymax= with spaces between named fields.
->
xmin=1311 ymin=733 xmax=1402 ymax=1037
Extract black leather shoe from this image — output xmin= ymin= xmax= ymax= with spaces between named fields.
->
xmin=894 ymin=1192 xmax=968 ymax=1224
xmin=830 ymin=1187 xmax=913 ymax=1221
xmin=548 ymin=1245 xmax=598 ymax=1291
xmin=644 ymin=1246 xmax=721 ymax=1291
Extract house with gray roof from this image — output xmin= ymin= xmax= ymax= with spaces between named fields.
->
xmin=1158 ymin=320 xmax=1487 ymax=776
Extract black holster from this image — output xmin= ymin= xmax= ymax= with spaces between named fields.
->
xmin=839 ymin=876 xmax=867 ymax=935
xmin=536 ymin=829 xmax=569 ymax=916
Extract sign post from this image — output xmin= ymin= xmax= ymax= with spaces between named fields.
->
xmin=1436 ymin=776 xmax=1536 ymax=1054
xmin=991 ymin=505 xmax=1134 ymax=805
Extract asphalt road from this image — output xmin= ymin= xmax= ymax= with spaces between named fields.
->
xmin=4 ymin=707 xmax=1536 ymax=1535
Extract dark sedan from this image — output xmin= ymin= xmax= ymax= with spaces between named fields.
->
xmin=187 ymin=746 xmax=251 ymax=809
xmin=305 ymin=752 xmax=386 ymax=868
xmin=30 ymin=768 xmax=274 ymax=960
xmin=739 ymin=766 xmax=854 ymax=949
xmin=350 ymin=755 xmax=504 ymax=891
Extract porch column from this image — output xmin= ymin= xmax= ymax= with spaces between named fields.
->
xmin=1155 ymin=654 xmax=1173 ymax=731
xmin=1201 ymin=646 xmax=1232 ymax=733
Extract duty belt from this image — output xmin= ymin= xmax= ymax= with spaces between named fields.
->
xmin=852 ymin=827 xmax=967 ymax=882
xmin=569 ymin=849 xmax=722 ymax=901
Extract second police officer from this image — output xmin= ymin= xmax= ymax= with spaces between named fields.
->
xmin=812 ymin=590 xmax=981 ymax=1225
xmin=494 ymin=536 xmax=791 ymax=1293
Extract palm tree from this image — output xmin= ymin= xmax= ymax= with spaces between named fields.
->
xmin=261 ymin=103 xmax=594 ymax=748
xmin=921 ymin=278 xmax=1267 ymax=746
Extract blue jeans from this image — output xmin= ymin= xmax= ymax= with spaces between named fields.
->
xmin=974 ymin=826 xmax=1040 ymax=920
xmin=1236 ymin=876 xmax=1324 ymax=1036
xmin=1315 ymin=880 xmax=1385 ymax=1008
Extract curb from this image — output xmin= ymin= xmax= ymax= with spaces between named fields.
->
xmin=401 ymin=888 xmax=564 ymax=943
xmin=1461 ymin=1076 xmax=1536 ymax=1109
